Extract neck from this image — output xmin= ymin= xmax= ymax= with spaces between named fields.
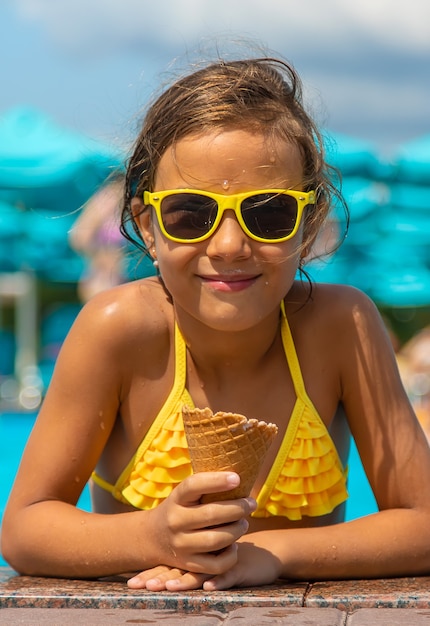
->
xmin=175 ymin=304 xmax=282 ymax=376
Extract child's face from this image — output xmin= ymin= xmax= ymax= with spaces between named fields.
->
xmin=137 ymin=129 xmax=306 ymax=331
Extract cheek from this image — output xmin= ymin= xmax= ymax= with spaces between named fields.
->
xmin=260 ymin=238 xmax=303 ymax=291
xmin=262 ymin=227 xmax=304 ymax=265
xmin=154 ymin=236 xmax=196 ymax=276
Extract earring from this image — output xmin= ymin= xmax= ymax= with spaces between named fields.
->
xmin=151 ymin=247 xmax=159 ymax=269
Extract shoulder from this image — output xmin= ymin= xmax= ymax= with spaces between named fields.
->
xmin=316 ymin=283 xmax=380 ymax=321
xmin=82 ymin=276 xmax=169 ymax=319
xmin=306 ymin=283 xmax=398 ymax=387
xmin=288 ymin=281 xmax=382 ymax=327
xmin=286 ymin=282 xmax=392 ymax=368
xmin=68 ymin=277 xmax=173 ymax=351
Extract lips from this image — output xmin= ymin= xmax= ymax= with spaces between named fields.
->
xmin=198 ymin=272 xmax=261 ymax=292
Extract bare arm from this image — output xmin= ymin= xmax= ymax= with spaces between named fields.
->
xmin=3 ymin=474 xmax=252 ymax=579
xmin=216 ymin=288 xmax=430 ymax=586
xmin=132 ymin=287 xmax=430 ymax=591
xmin=1 ymin=287 xmax=252 ymax=578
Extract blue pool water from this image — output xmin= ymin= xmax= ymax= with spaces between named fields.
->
xmin=0 ymin=412 xmax=377 ymax=567
xmin=0 ymin=412 xmax=91 ymax=566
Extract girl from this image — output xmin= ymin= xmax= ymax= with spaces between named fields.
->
xmin=3 ymin=55 xmax=430 ymax=591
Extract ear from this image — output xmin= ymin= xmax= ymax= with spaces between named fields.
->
xmin=300 ymin=241 xmax=312 ymax=261
xmin=131 ymin=197 xmax=154 ymax=248
xmin=300 ymin=220 xmax=321 ymax=262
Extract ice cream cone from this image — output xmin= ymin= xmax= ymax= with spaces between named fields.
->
xmin=182 ymin=405 xmax=278 ymax=502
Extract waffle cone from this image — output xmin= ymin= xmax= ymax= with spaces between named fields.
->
xmin=182 ymin=406 xmax=278 ymax=502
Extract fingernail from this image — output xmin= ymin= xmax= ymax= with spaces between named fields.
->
xmin=226 ymin=472 xmax=240 ymax=487
xmin=203 ymin=580 xmax=217 ymax=591
xmin=246 ymin=497 xmax=257 ymax=512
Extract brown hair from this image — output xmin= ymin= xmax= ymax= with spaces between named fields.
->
xmin=121 ymin=56 xmax=347 ymax=263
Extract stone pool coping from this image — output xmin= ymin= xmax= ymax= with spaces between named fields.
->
xmin=1 ymin=567 xmax=430 ymax=624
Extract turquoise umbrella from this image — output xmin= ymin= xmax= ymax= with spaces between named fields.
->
xmin=395 ymin=134 xmax=430 ymax=185
xmin=0 ymin=107 xmax=123 ymax=277
xmin=0 ymin=106 xmax=122 ymax=213
xmin=324 ymin=130 xmax=387 ymax=179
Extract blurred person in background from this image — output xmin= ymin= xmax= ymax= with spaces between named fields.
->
xmin=69 ymin=174 xmax=126 ymax=302
xmin=397 ymin=326 xmax=430 ymax=439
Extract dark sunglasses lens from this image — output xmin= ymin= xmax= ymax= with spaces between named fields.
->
xmin=241 ymin=194 xmax=298 ymax=239
xmin=160 ymin=194 xmax=217 ymax=239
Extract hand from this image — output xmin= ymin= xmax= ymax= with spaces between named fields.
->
xmin=202 ymin=541 xmax=282 ymax=591
xmin=146 ymin=471 xmax=256 ymax=575
xmin=128 ymin=565 xmax=212 ymax=591
xmin=128 ymin=541 xmax=282 ymax=592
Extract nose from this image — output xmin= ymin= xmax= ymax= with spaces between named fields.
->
xmin=205 ymin=209 xmax=251 ymax=260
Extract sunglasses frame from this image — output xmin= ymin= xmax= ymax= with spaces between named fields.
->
xmin=143 ymin=188 xmax=316 ymax=244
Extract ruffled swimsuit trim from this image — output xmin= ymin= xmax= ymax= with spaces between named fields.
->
xmin=91 ymin=302 xmax=348 ymax=520
xmin=92 ymin=323 xmax=193 ymax=509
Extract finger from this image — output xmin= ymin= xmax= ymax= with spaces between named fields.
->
xmin=203 ymin=572 xmax=237 ymax=591
xmin=198 ymin=496 xmax=256 ymax=525
xmin=174 ymin=472 xmax=240 ymax=506
xmin=127 ymin=566 xmax=182 ymax=589
xmin=203 ymin=563 xmax=245 ymax=591
xmin=167 ymin=515 xmax=248 ymax=566
xmin=185 ymin=542 xmax=239 ymax=576
xmin=174 ymin=497 xmax=256 ymax=533
xmin=144 ymin=568 xmax=188 ymax=592
xmin=189 ymin=517 xmax=249 ymax=552
xmin=165 ymin=572 xmax=213 ymax=591
xmin=201 ymin=496 xmax=257 ymax=526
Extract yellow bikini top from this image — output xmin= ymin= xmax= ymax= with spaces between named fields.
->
xmin=92 ymin=303 xmax=348 ymax=520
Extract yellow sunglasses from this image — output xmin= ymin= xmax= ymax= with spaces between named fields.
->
xmin=143 ymin=188 xmax=316 ymax=244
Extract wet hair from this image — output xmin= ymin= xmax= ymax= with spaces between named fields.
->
xmin=121 ymin=56 xmax=348 ymax=269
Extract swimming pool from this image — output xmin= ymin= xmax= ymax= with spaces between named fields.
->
xmin=0 ymin=411 xmax=92 ymax=567
xmin=0 ymin=411 xmax=377 ymax=568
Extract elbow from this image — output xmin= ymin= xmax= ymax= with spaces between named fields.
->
xmin=1 ymin=527 xmax=18 ymax=573
xmin=1 ymin=514 xmax=32 ymax=575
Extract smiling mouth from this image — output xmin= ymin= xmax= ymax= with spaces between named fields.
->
xmin=199 ymin=273 xmax=261 ymax=292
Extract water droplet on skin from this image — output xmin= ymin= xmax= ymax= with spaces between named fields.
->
xmin=222 ymin=179 xmax=229 ymax=190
